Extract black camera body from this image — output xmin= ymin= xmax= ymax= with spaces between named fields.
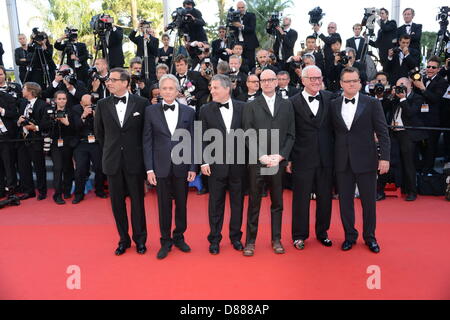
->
xmin=409 ymin=67 xmax=423 ymax=82
xmin=65 ymin=27 xmax=79 ymax=42
xmin=392 ymin=46 xmax=402 ymax=55
xmin=58 ymin=69 xmax=77 ymax=86
xmin=338 ymin=51 xmax=350 ymax=65
xmin=31 ymin=28 xmax=47 ymax=45
xmin=395 ymin=84 xmax=407 ymax=95
xmin=90 ymin=14 xmax=114 ymax=35
xmin=167 ymin=7 xmax=195 ymax=32
xmin=19 ymin=116 xmax=34 ymax=127
xmin=437 ymin=6 xmax=449 ymax=23
xmin=308 ymin=7 xmax=325 ymax=25
xmin=226 ymin=7 xmax=242 ymax=26
xmin=88 ymin=67 xmax=109 ymax=82
xmin=368 ymin=81 xmax=391 ymax=96
xmin=203 ymin=58 xmax=213 ymax=76
xmin=267 ymin=12 xmax=282 ymax=35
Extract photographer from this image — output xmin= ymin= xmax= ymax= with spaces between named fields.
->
xmin=378 ymin=78 xmax=428 ymax=201
xmin=199 ymin=58 xmax=215 ymax=83
xmin=346 ymin=24 xmax=366 ymax=61
xmin=157 ymin=34 xmax=174 ymax=68
xmin=385 ymin=34 xmax=420 ymax=85
xmin=251 ymin=49 xmax=279 ymax=76
xmin=412 ymin=56 xmax=448 ymax=174
xmin=129 ymin=58 xmax=151 ymax=99
xmin=0 ymin=41 xmax=3 ymax=66
xmin=166 ymin=0 xmax=208 ymax=42
xmin=43 ymin=64 xmax=89 ymax=108
xmin=16 ymin=82 xmax=48 ymax=201
xmin=236 ymin=73 xmax=261 ymax=102
xmin=129 ymin=20 xmax=159 ymax=82
xmin=71 ymin=94 xmax=106 ymax=204
xmin=217 ymin=42 xmax=250 ymax=74
xmin=54 ymin=29 xmax=90 ymax=85
xmin=276 ymin=71 xmax=299 ymax=99
xmin=149 ymin=83 xmax=162 ymax=105
xmin=211 ymin=26 xmax=228 ymax=66
xmin=367 ymin=72 xmax=393 ymax=118
xmin=228 ymin=55 xmax=248 ymax=95
xmin=41 ymin=91 xmax=76 ymax=204
xmin=368 ymin=8 xmax=397 ymax=71
xmin=231 ymin=1 xmax=259 ymax=70
xmin=15 ymin=34 xmax=30 ymax=84
xmin=188 ymin=41 xmax=211 ymax=72
xmin=153 ymin=63 xmax=170 ymax=86
xmin=313 ymin=22 xmax=341 ymax=69
xmin=330 ymin=47 xmax=367 ymax=92
xmin=267 ymin=17 xmax=298 ymax=71
xmin=88 ymin=58 xmax=110 ymax=100
xmin=302 ymin=36 xmax=326 ymax=75
xmin=397 ymin=8 xmax=422 ymax=52
xmin=26 ymin=29 xmax=57 ymax=90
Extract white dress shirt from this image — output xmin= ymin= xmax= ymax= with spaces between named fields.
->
xmin=219 ymin=99 xmax=233 ymax=133
xmin=341 ymin=92 xmax=359 ymax=130
xmin=20 ymin=98 xmax=38 ymax=135
xmin=162 ymin=100 xmax=179 ymax=136
xmin=354 ymin=37 xmax=361 ymax=50
xmin=302 ymin=90 xmax=320 ymax=116
xmin=115 ymin=92 xmax=129 ymax=128
xmin=262 ymin=93 xmax=276 ymax=117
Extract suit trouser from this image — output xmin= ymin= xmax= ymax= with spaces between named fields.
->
xmin=0 ymin=142 xmax=15 ymax=190
xmin=50 ymin=144 xmax=74 ymax=196
xmin=394 ymin=130 xmax=418 ymax=195
xmin=156 ymin=174 xmax=189 ymax=246
xmin=207 ymin=173 xmax=244 ymax=244
xmin=73 ymin=142 xmax=104 ymax=196
xmin=292 ymin=166 xmax=333 ymax=241
xmin=336 ymin=164 xmax=377 ymax=243
xmin=422 ymin=131 xmax=440 ymax=171
xmin=17 ymin=142 xmax=47 ymax=195
xmin=107 ymin=168 xmax=147 ymax=247
xmin=246 ymin=164 xmax=284 ymax=244
xmin=243 ymin=48 xmax=256 ymax=70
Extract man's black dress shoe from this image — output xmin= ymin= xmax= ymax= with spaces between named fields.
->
xmin=53 ymin=195 xmax=66 ymax=205
xmin=376 ymin=193 xmax=386 ymax=201
xmin=136 ymin=244 xmax=147 ymax=255
xmin=366 ymin=242 xmax=380 ymax=253
xmin=319 ymin=238 xmax=333 ymax=247
xmin=174 ymin=241 xmax=191 ymax=252
xmin=72 ymin=195 xmax=84 ymax=204
xmin=231 ymin=240 xmax=244 ymax=251
xmin=19 ymin=193 xmax=36 ymax=200
xmin=37 ymin=193 xmax=47 ymax=201
xmin=341 ymin=240 xmax=354 ymax=251
xmin=405 ymin=193 xmax=417 ymax=201
xmin=209 ymin=243 xmax=220 ymax=255
xmin=157 ymin=245 xmax=172 ymax=259
xmin=197 ymin=188 xmax=208 ymax=195
xmin=115 ymin=244 xmax=131 ymax=256
xmin=64 ymin=193 xmax=72 ymax=199
xmin=96 ymin=192 xmax=108 ymax=199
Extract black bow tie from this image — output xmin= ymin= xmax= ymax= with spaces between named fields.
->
xmin=113 ymin=96 xmax=127 ymax=105
xmin=308 ymin=95 xmax=320 ymax=103
xmin=219 ymin=103 xmax=229 ymax=109
xmin=163 ymin=104 xmax=175 ymax=111
xmin=177 ymin=74 xmax=186 ymax=79
xmin=279 ymin=88 xmax=288 ymax=93
xmin=405 ymin=24 xmax=411 ymax=27
xmin=355 ymin=37 xmax=362 ymax=39
xmin=345 ymin=98 xmax=356 ymax=104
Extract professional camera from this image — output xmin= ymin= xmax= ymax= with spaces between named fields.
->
xmin=90 ymin=14 xmax=114 ymax=35
xmin=58 ymin=69 xmax=77 ymax=86
xmin=167 ymin=7 xmax=195 ymax=32
xmin=362 ymin=8 xmax=379 ymax=28
xmin=368 ymin=81 xmax=391 ymax=96
xmin=338 ymin=51 xmax=350 ymax=65
xmin=43 ymin=135 xmax=52 ymax=154
xmin=437 ymin=6 xmax=450 ymax=23
xmin=308 ymin=7 xmax=325 ymax=25
xmin=19 ymin=116 xmax=33 ymax=127
xmin=395 ymin=84 xmax=407 ymax=95
xmin=392 ymin=46 xmax=402 ymax=55
xmin=0 ymin=83 xmax=21 ymax=99
xmin=88 ymin=67 xmax=109 ymax=82
xmin=226 ymin=7 xmax=241 ymax=26
xmin=203 ymin=58 xmax=213 ymax=76
xmin=228 ymin=68 xmax=241 ymax=84
xmin=156 ymin=96 xmax=163 ymax=104
xmin=267 ymin=11 xmax=282 ymax=34
xmin=31 ymin=28 xmax=47 ymax=44
xmin=0 ymin=195 xmax=20 ymax=209
xmin=409 ymin=67 xmax=423 ymax=82
xmin=65 ymin=27 xmax=78 ymax=42
xmin=131 ymin=71 xmax=144 ymax=83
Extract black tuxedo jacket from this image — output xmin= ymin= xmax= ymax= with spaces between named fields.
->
xmin=370 ymin=20 xmax=397 ymax=64
xmin=94 ymin=94 xmax=148 ymax=176
xmin=18 ymin=99 xmax=49 ymax=150
xmin=54 ymin=41 xmax=89 ymax=70
xmin=176 ymin=71 xmax=210 ymax=109
xmin=346 ymin=36 xmax=366 ymax=60
xmin=231 ymin=12 xmax=259 ymax=49
xmin=143 ymin=102 xmax=197 ymax=178
xmin=414 ymin=74 xmax=448 ymax=127
xmin=211 ymin=38 xmax=227 ymax=63
xmin=330 ymin=94 xmax=390 ymax=173
xmin=43 ymin=80 xmax=88 ymax=108
xmin=157 ymin=47 xmax=174 ymax=67
xmin=319 ymin=32 xmax=342 ymax=66
xmin=0 ymin=92 xmax=19 ymax=139
xmin=106 ymin=27 xmax=125 ymax=67
xmin=199 ymin=100 xmax=246 ymax=178
xmin=272 ymin=29 xmax=298 ymax=62
xmin=397 ymin=23 xmax=422 ymax=51
xmin=0 ymin=42 xmax=4 ymax=66
xmin=289 ymin=90 xmax=334 ymax=170
xmin=185 ymin=8 xmax=208 ymax=42
xmin=384 ymin=48 xmax=420 ymax=85
xmin=277 ymin=86 xmax=299 ymax=99
xmin=242 ymin=95 xmax=295 ymax=164
xmin=129 ymin=31 xmax=159 ymax=77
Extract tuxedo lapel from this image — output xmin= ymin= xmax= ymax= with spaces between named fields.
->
xmin=157 ymin=103 xmax=172 ymax=137
xmin=352 ymin=96 xmax=367 ymax=128
xmin=257 ymin=96 xmax=273 ymax=118
xmin=294 ymin=94 xmax=315 ymax=124
xmin=122 ymin=95 xmax=136 ymax=128
xmin=335 ymin=96 xmax=348 ymax=131
xmin=106 ymin=96 xmax=121 ymax=128
xmin=273 ymin=96 xmax=282 ymax=118
xmin=212 ymin=103 xmax=227 ymax=133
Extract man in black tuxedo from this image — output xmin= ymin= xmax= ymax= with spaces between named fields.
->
xmin=211 ymin=26 xmax=228 ymax=67
xmin=313 ymin=22 xmax=342 ymax=71
xmin=397 ymin=8 xmax=422 ymax=52
xmin=369 ymin=8 xmax=397 ymax=71
xmin=330 ymin=67 xmax=390 ymax=253
xmin=94 ymin=68 xmax=148 ymax=256
xmin=177 ymin=0 xmax=208 ymax=42
xmin=385 ymin=35 xmax=420 ymax=85
xmin=242 ymin=69 xmax=295 ymax=256
xmin=304 ymin=36 xmax=326 ymax=76
xmin=15 ymin=34 xmax=30 ymax=84
xmin=143 ymin=74 xmax=197 ymax=260
xmin=232 ymin=1 xmax=259 ymax=70
xmin=199 ymin=75 xmax=246 ymax=254
xmin=412 ymin=56 xmax=448 ymax=174
xmin=54 ymin=33 xmax=90 ymax=85
xmin=16 ymin=82 xmax=48 ymax=201
xmin=288 ymin=65 xmax=334 ymax=250
xmin=276 ymin=71 xmax=299 ymax=99
xmin=268 ymin=17 xmax=298 ymax=71
xmin=346 ymin=24 xmax=366 ymax=61
xmin=104 ymin=26 xmax=125 ymax=69
xmin=89 ymin=58 xmax=110 ymax=100
xmin=129 ymin=21 xmax=159 ymax=81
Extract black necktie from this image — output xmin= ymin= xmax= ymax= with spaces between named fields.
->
xmin=345 ymin=98 xmax=356 ymax=104
xmin=219 ymin=103 xmax=229 ymax=109
xmin=163 ymin=104 xmax=175 ymax=111
xmin=113 ymin=96 xmax=127 ymax=105
xmin=308 ymin=95 xmax=320 ymax=103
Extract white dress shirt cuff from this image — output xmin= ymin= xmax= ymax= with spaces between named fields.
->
xmin=70 ymin=88 xmax=77 ymax=96
xmin=52 ymin=81 xmax=59 ymax=88
xmin=147 ymin=170 xmax=154 ymax=174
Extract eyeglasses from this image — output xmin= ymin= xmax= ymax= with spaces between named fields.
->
xmin=105 ymin=78 xmax=124 ymax=83
xmin=247 ymin=80 xmax=260 ymax=84
xmin=341 ymin=79 xmax=360 ymax=84
xmin=426 ymin=65 xmax=438 ymax=69
xmin=304 ymin=76 xmax=323 ymax=82
xmin=260 ymin=78 xmax=277 ymax=84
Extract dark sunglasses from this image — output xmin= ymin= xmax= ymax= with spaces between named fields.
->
xmin=426 ymin=65 xmax=438 ymax=69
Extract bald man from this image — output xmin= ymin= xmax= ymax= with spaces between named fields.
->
xmin=232 ymin=1 xmax=259 ymax=69
xmin=242 ymin=69 xmax=295 ymax=256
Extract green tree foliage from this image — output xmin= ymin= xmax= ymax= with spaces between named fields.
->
xmin=421 ymin=31 xmax=438 ymax=58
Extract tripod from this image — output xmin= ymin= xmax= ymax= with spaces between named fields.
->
xmin=24 ymin=44 xmax=52 ymax=89
xmin=433 ymin=19 xmax=449 ymax=58
xmin=93 ymin=32 xmax=110 ymax=67
xmin=59 ymin=41 xmax=77 ymax=66
xmin=169 ymin=28 xmax=185 ymax=75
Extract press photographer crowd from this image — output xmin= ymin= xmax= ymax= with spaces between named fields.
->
xmin=0 ymin=0 xmax=449 ymax=219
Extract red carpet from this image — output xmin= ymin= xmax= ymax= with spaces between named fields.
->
xmin=0 ymin=189 xmax=449 ymax=300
